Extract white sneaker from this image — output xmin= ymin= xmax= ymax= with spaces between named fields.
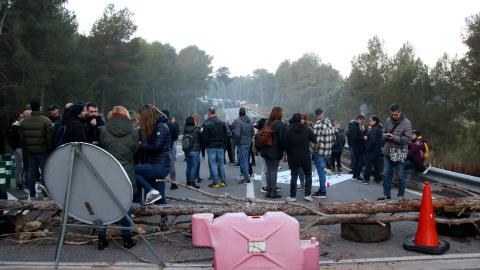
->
xmin=260 ymin=187 xmax=267 ymax=193
xmin=286 ymin=197 xmax=296 ymax=202
xmin=304 ymin=196 xmax=313 ymax=202
xmin=235 ymin=175 xmax=244 ymax=181
xmin=423 ymin=163 xmax=432 ymax=174
xmin=142 ymin=190 xmax=162 ymax=205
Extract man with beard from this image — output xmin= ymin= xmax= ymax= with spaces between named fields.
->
xmin=62 ymin=104 xmax=87 ymax=143
xmin=84 ymin=102 xmax=105 ymax=145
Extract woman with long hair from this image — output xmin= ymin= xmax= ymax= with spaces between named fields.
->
xmin=259 ymin=106 xmax=285 ymax=198
xmin=135 ymin=104 xmax=171 ymax=230
xmin=98 ymin=106 xmax=139 ymax=250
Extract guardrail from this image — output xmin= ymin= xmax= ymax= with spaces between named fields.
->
xmin=342 ymin=145 xmax=480 ymax=194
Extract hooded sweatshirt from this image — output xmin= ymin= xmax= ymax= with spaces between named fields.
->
xmin=409 ymin=136 xmax=427 ymax=164
xmin=99 ymin=116 xmax=139 ymax=194
xmin=283 ymin=122 xmax=316 ymax=166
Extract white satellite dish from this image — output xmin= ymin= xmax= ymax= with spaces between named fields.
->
xmin=44 ymin=143 xmax=132 ymax=225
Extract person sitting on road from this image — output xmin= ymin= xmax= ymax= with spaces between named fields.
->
xmin=403 ymin=130 xmax=431 ymax=174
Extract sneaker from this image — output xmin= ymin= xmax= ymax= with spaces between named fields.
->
xmin=312 ymin=191 xmax=326 ymax=199
xmin=275 ymin=187 xmax=282 ymax=191
xmin=187 ymin=182 xmax=200 ymax=189
xmin=348 ymin=170 xmax=353 ymax=174
xmin=221 ymin=182 xmax=227 ymax=187
xmin=260 ymin=187 xmax=268 ymax=193
xmin=355 ymin=177 xmax=364 ymax=182
xmin=208 ymin=184 xmax=219 ymax=188
xmin=304 ymin=195 xmax=313 ymax=202
xmin=234 ymin=164 xmax=240 ymax=167
xmin=297 ymin=185 xmax=305 ymax=191
xmin=143 ymin=190 xmax=162 ymax=205
xmin=377 ymin=196 xmax=391 ymax=201
xmin=98 ymin=235 xmax=109 ymax=250
xmin=238 ymin=180 xmax=250 ymax=184
xmin=423 ymin=163 xmax=432 ymax=174
xmin=208 ymin=176 xmax=213 ymax=180
xmin=286 ymin=197 xmax=296 ymax=202
xmin=235 ymin=175 xmax=244 ymax=181
xmin=16 ymin=184 xmax=24 ymax=191
xmin=170 ymin=184 xmax=179 ymax=190
xmin=398 ymin=196 xmax=405 ymax=201
xmin=352 ymin=177 xmax=361 ymax=182
xmin=196 ymin=177 xmax=203 ymax=183
xmin=360 ymin=180 xmax=369 ymax=185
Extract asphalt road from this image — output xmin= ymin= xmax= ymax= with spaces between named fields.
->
xmin=1 ymin=108 xmax=480 ymax=269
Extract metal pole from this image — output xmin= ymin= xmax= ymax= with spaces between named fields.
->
xmin=54 ymin=144 xmax=77 ymax=269
xmin=75 ymin=146 xmax=165 ymax=267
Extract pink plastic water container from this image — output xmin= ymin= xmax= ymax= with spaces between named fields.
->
xmin=192 ymin=212 xmax=319 ymax=269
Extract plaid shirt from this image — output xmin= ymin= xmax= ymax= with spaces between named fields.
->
xmin=311 ymin=117 xmax=336 ymax=157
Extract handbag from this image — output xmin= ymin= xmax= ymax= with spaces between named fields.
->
xmin=388 ymin=121 xmax=407 ymax=162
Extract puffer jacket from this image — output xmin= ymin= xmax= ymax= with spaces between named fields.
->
xmin=19 ymin=111 xmax=54 ymax=154
xmin=183 ymin=125 xmax=202 ymax=152
xmin=202 ymin=116 xmax=227 ymax=149
xmin=349 ymin=121 xmax=366 ymax=156
xmin=139 ymin=115 xmax=171 ymax=168
xmin=260 ymin=119 xmax=285 ymax=160
xmin=234 ymin=115 xmax=254 ymax=145
xmin=99 ymin=116 xmax=139 ymax=194
xmin=383 ymin=113 xmax=412 ymax=157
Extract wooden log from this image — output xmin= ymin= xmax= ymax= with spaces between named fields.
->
xmin=1 ymin=197 xmax=479 ymax=216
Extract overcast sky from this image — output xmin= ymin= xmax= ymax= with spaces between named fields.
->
xmin=66 ymin=1 xmax=479 ymax=78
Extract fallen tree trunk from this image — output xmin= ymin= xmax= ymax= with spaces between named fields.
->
xmin=1 ymin=196 xmax=479 ymax=216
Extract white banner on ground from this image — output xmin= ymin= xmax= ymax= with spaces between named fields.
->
xmin=252 ymin=169 xmax=352 ymax=187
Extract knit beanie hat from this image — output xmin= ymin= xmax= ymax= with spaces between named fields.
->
xmin=69 ymin=104 xmax=84 ymax=116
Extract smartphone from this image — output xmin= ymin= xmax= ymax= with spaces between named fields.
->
xmin=386 ymin=134 xmax=393 ymax=137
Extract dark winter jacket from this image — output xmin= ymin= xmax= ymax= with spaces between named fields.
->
xmin=85 ymin=115 xmax=105 ymax=144
xmin=332 ymin=128 xmax=346 ymax=153
xmin=7 ymin=122 xmax=21 ymax=150
xmin=348 ymin=121 xmax=366 ymax=156
xmin=365 ymin=123 xmax=383 ymax=151
xmin=165 ymin=122 xmax=179 ymax=147
xmin=408 ymin=137 xmax=427 ymax=164
xmin=183 ymin=126 xmax=202 ymax=152
xmin=259 ymin=119 xmax=285 ymax=160
xmin=99 ymin=116 xmax=139 ymax=194
xmin=62 ymin=112 xmax=87 ymax=144
xmin=283 ymin=123 xmax=316 ymax=166
xmin=49 ymin=114 xmax=64 ymax=148
xmin=383 ymin=113 xmax=412 ymax=157
xmin=234 ymin=115 xmax=254 ymax=145
xmin=139 ymin=115 xmax=171 ymax=168
xmin=202 ymin=116 xmax=227 ymax=149
xmin=19 ymin=111 xmax=54 ymax=154
xmin=346 ymin=120 xmax=356 ymax=146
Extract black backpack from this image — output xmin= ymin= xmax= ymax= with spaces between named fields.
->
xmin=182 ymin=128 xmax=197 ymax=153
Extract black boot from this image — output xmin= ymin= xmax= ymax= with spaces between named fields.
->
xmin=270 ymin=189 xmax=282 ymax=198
xmin=98 ymin=235 xmax=109 ymax=250
xmin=123 ymin=235 xmax=136 ymax=249
xmin=170 ymin=183 xmax=179 ymax=190
xmin=265 ymin=188 xmax=271 ymax=198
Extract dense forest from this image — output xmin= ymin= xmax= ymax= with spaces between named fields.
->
xmin=0 ymin=1 xmax=479 ymax=174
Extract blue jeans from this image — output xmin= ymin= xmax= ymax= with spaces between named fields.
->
xmin=172 ymin=140 xmax=177 ymax=158
xmin=383 ymin=156 xmax=406 ymax=197
xmin=186 ymin=151 xmax=200 ymax=183
xmin=349 ymin=146 xmax=355 ymax=167
xmin=353 ymin=154 xmax=366 ymax=179
xmin=134 ymin=164 xmax=170 ymax=221
xmin=403 ymin=161 xmax=415 ymax=171
xmin=298 ymin=167 xmax=305 ymax=185
xmin=237 ymin=144 xmax=251 ymax=181
xmin=312 ymin=153 xmax=327 ymax=193
xmin=207 ymin=148 xmax=226 ymax=185
xmin=27 ymin=152 xmax=49 ymax=198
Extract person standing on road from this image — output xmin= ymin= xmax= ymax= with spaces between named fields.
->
xmin=7 ymin=113 xmax=25 ymax=190
xmin=98 ymin=106 xmax=139 ymax=250
xmin=84 ymin=102 xmax=105 ymax=145
xmin=170 ymin=117 xmax=180 ymax=160
xmin=203 ymin=107 xmax=227 ymax=188
xmin=331 ymin=123 xmax=346 ymax=172
xmin=284 ymin=113 xmax=316 ymax=202
xmin=19 ymin=100 xmax=54 ymax=200
xmin=259 ymin=106 xmax=285 ymax=198
xmin=378 ymin=104 xmax=412 ymax=201
xmin=362 ymin=115 xmax=383 ymax=184
xmin=183 ymin=116 xmax=201 ymax=188
xmin=350 ymin=115 xmax=366 ymax=182
xmin=235 ymin=107 xmax=255 ymax=184
xmin=161 ymin=110 xmax=179 ymax=190
xmin=311 ymin=108 xmax=335 ymax=199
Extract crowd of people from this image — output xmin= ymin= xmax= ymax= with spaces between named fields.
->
xmin=6 ymin=100 xmax=433 ymax=250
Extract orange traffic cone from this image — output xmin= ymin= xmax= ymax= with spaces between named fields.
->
xmin=403 ymin=181 xmax=450 ymax=255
